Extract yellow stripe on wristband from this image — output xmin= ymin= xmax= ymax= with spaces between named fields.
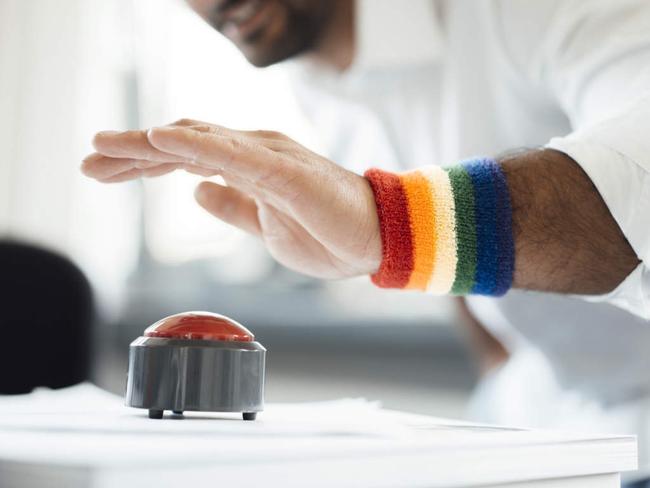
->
xmin=424 ymin=166 xmax=458 ymax=294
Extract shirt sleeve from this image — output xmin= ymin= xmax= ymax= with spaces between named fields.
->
xmin=547 ymin=100 xmax=650 ymax=319
xmin=503 ymin=0 xmax=650 ymax=318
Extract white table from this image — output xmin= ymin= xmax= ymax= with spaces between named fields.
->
xmin=0 ymin=384 xmax=638 ymax=487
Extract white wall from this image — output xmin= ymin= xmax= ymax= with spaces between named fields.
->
xmin=0 ymin=0 xmax=140 ymax=315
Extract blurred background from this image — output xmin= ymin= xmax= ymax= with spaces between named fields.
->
xmin=0 ymin=0 xmax=476 ymax=417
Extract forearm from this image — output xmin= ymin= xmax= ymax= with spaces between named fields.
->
xmin=365 ymin=149 xmax=640 ymax=296
xmin=503 ymin=149 xmax=639 ymax=295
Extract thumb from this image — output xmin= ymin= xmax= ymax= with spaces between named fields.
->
xmin=194 ymin=181 xmax=261 ymax=236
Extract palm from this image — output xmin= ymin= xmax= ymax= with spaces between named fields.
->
xmin=256 ymin=201 xmax=359 ymax=279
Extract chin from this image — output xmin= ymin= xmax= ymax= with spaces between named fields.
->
xmin=241 ymin=46 xmax=289 ymax=67
xmin=244 ymin=53 xmax=277 ymax=68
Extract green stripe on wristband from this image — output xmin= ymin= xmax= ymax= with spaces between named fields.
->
xmin=446 ymin=165 xmax=477 ymax=295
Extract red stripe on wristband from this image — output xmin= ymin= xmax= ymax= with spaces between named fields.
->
xmin=365 ymin=168 xmax=414 ymax=288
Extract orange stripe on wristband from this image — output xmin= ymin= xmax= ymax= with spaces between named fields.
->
xmin=401 ymin=169 xmax=436 ymax=290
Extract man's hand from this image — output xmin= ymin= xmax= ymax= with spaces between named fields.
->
xmin=82 ymin=119 xmax=382 ymax=279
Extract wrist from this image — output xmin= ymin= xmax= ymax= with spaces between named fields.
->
xmin=364 ymin=159 xmax=514 ymax=296
xmin=358 ymin=177 xmax=383 ymax=275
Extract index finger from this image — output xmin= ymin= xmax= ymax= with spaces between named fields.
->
xmin=92 ymin=130 xmax=193 ymax=163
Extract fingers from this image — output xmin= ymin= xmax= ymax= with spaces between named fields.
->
xmin=101 ymin=168 xmax=143 ymax=183
xmin=140 ymin=163 xmax=184 ymax=178
xmin=91 ymin=121 xmax=291 ymax=161
xmin=172 ymin=118 xmax=202 ymax=127
xmin=183 ymin=164 xmax=221 ymax=177
xmin=171 ymin=119 xmax=292 ymax=145
xmin=86 ymin=122 xmax=299 ymax=193
xmin=189 ymin=125 xmax=291 ymax=151
xmin=81 ymin=153 xmax=189 ymax=181
xmin=81 ymin=153 xmax=136 ymax=179
xmin=92 ymin=129 xmax=193 ymax=163
xmin=147 ymin=126 xmax=295 ymax=187
xmin=100 ymin=166 xmax=183 ymax=183
xmin=194 ymin=181 xmax=261 ymax=236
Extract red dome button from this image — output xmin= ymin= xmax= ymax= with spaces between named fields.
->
xmin=144 ymin=311 xmax=254 ymax=342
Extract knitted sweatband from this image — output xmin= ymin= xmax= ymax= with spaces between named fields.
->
xmin=364 ymin=158 xmax=514 ymax=296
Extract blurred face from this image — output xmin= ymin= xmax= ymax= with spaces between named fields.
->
xmin=187 ymin=0 xmax=334 ymax=67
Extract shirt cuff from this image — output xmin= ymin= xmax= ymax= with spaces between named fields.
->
xmin=578 ymin=263 xmax=650 ymax=321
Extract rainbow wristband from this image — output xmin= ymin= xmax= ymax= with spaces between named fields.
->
xmin=364 ymin=158 xmax=514 ymax=296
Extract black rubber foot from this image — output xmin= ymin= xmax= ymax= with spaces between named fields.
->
xmin=148 ymin=409 xmax=164 ymax=419
xmin=172 ymin=410 xmax=183 ymax=415
xmin=242 ymin=412 xmax=257 ymax=421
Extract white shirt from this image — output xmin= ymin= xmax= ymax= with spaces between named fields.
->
xmin=287 ymin=0 xmax=650 ymax=474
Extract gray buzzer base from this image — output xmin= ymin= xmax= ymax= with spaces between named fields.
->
xmin=125 ymin=337 xmax=265 ymax=417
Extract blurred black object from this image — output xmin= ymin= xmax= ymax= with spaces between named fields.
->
xmin=0 ymin=240 xmax=93 ymax=394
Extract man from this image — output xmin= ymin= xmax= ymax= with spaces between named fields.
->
xmin=82 ymin=0 xmax=650 ymax=484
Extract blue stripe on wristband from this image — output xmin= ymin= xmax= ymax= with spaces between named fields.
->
xmin=462 ymin=158 xmax=499 ymax=295
xmin=491 ymin=162 xmax=515 ymax=296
